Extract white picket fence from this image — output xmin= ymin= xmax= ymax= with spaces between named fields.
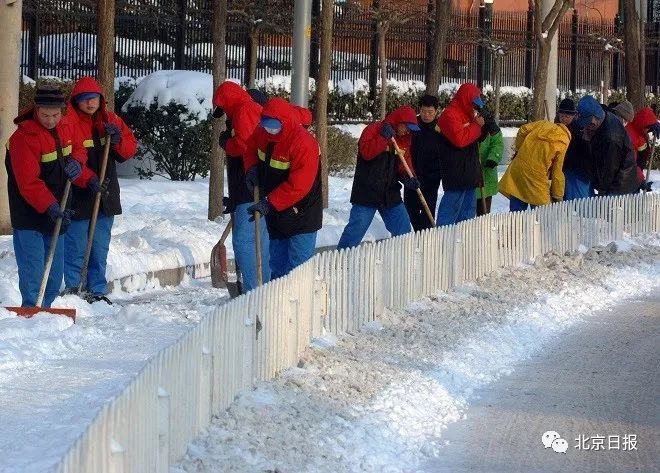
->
xmin=54 ymin=193 xmax=660 ymax=473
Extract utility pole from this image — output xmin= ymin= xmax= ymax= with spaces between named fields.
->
xmin=0 ymin=0 xmax=22 ymax=235
xmin=291 ymin=0 xmax=312 ymax=106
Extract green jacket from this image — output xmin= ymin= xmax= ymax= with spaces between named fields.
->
xmin=476 ymin=130 xmax=504 ymax=199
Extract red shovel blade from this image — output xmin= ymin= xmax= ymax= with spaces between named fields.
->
xmin=5 ymin=306 xmax=76 ymax=322
xmin=210 ymin=240 xmax=229 ymax=289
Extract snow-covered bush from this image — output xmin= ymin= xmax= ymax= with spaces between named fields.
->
xmin=123 ymin=101 xmax=211 ymax=181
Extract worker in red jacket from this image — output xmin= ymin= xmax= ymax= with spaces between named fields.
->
xmin=61 ymin=76 xmax=137 ymax=304
xmin=212 ymin=80 xmax=270 ymax=291
xmin=625 ymin=107 xmax=660 ymax=191
xmin=436 ymin=83 xmax=485 ymax=225
xmin=336 ymin=105 xmax=420 ymax=249
xmin=6 ymin=86 xmax=95 ymax=308
xmin=243 ymin=98 xmax=323 ymax=279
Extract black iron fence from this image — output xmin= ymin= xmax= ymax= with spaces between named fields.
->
xmin=19 ymin=0 xmax=660 ymax=94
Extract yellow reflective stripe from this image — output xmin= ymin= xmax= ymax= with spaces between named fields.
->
xmin=269 ymin=159 xmax=290 ymax=170
xmin=257 ymin=148 xmax=290 ymax=170
xmin=83 ymin=137 xmax=107 ymax=148
xmin=41 ymin=145 xmax=72 ymax=163
xmin=637 ymin=143 xmax=648 ymax=152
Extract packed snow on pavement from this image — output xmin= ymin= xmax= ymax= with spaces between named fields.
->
xmin=172 ymin=237 xmax=660 ymax=473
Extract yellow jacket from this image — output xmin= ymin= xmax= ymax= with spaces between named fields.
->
xmin=498 ymin=121 xmax=571 ymax=206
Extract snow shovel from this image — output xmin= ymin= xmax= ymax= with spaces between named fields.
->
xmin=390 ymin=137 xmax=436 ymax=226
xmin=76 ymin=137 xmax=111 ymax=301
xmin=253 ymin=186 xmax=264 ymax=286
xmin=6 ymin=179 xmax=76 ymax=322
xmin=210 ymin=215 xmax=243 ymax=297
xmin=644 ymin=135 xmax=657 ymax=191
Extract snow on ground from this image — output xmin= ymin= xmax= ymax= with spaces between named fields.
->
xmin=173 ymin=237 xmax=660 ymax=473
xmin=0 ymin=278 xmax=230 ymax=473
xmin=0 ymin=169 xmax=658 ymax=471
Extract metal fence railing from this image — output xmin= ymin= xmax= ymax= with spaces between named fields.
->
xmin=52 ymin=192 xmax=660 ymax=473
xmin=20 ymin=0 xmax=660 ymax=94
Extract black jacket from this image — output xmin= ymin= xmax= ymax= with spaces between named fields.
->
xmin=588 ymin=112 xmax=639 ymax=195
xmin=437 ymin=133 xmax=482 ymax=191
xmin=411 ymin=117 xmax=443 ymax=184
xmin=562 ymin=121 xmax=592 ymax=181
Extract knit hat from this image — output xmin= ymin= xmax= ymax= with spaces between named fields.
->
xmin=558 ymin=98 xmax=577 ymax=115
xmin=247 ymin=88 xmax=268 ymax=106
xmin=33 ymin=86 xmax=66 ymax=108
xmin=613 ymin=100 xmax=634 ymax=123
xmin=576 ymin=95 xmax=605 ymax=128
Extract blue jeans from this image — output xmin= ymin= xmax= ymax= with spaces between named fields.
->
xmin=13 ymin=229 xmax=64 ymax=308
xmin=233 ymin=202 xmax=271 ymax=291
xmin=63 ymin=213 xmax=114 ymax=295
xmin=436 ymin=189 xmax=477 ymax=226
xmin=337 ymin=203 xmax=411 ymax=250
xmin=270 ymin=231 xmax=317 ymax=279
xmin=509 ymin=196 xmax=537 ymax=212
xmin=564 ymin=169 xmax=594 ymax=201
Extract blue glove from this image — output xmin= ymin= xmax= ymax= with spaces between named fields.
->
xmin=63 ymin=158 xmax=82 ymax=181
xmin=650 ymin=122 xmax=660 ymax=139
xmin=46 ymin=203 xmax=74 ymax=225
xmin=379 ymin=123 xmax=395 ymax=140
xmin=88 ymin=176 xmax=110 ymax=197
xmin=104 ymin=123 xmax=121 ymax=144
xmin=402 ymin=175 xmax=420 ymax=190
xmin=245 ymin=166 xmax=259 ymax=193
xmin=247 ymin=198 xmax=273 ymax=221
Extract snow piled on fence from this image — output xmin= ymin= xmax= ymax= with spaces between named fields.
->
xmin=173 ymin=240 xmax=660 ymax=473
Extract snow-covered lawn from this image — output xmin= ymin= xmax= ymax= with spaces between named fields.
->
xmin=172 ymin=239 xmax=660 ymax=473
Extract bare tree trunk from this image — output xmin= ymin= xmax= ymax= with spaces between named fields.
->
xmin=97 ymin=0 xmax=115 ymax=111
xmin=378 ymin=24 xmax=388 ymax=120
xmin=532 ymin=40 xmax=551 ymax=120
xmin=315 ymin=0 xmax=333 ymax=208
xmin=493 ymin=53 xmax=502 ymax=122
xmin=248 ymin=31 xmax=259 ymax=88
xmin=601 ymin=53 xmax=611 ymax=105
xmin=623 ymin=0 xmax=644 ymax=109
xmin=424 ymin=0 xmax=452 ymax=96
xmin=208 ymin=0 xmax=227 ymax=221
xmin=0 ymin=0 xmax=22 ymax=235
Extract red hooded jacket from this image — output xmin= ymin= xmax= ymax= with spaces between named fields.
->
xmin=435 ymin=83 xmax=484 ymax=191
xmin=358 ymin=105 xmax=417 ymax=174
xmin=213 ymin=81 xmax=263 ymax=208
xmin=244 ymin=97 xmax=322 ymax=238
xmin=212 ymin=81 xmax=262 ymax=158
xmin=6 ymin=107 xmax=92 ymax=232
xmin=437 ymin=83 xmax=483 ymax=149
xmin=66 ymin=76 xmax=137 ymax=219
xmin=349 ymin=106 xmax=418 ymax=208
xmin=625 ymin=107 xmax=658 ymax=182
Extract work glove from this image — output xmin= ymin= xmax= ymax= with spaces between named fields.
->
xmin=401 ymin=175 xmax=420 ymax=190
xmin=247 ymin=198 xmax=273 ymax=222
xmin=104 ymin=123 xmax=121 ymax=145
xmin=245 ymin=166 xmax=259 ymax=193
xmin=63 ymin=158 xmax=82 ymax=181
xmin=88 ymin=176 xmax=110 ymax=197
xmin=46 ymin=203 xmax=74 ymax=225
xmin=484 ymin=160 xmax=498 ymax=169
xmin=219 ymin=130 xmax=231 ymax=150
xmin=379 ymin=123 xmax=395 ymax=140
xmin=650 ymin=122 xmax=660 ymax=140
xmin=641 ymin=181 xmax=653 ymax=192
xmin=222 ymin=195 xmax=232 ymax=214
